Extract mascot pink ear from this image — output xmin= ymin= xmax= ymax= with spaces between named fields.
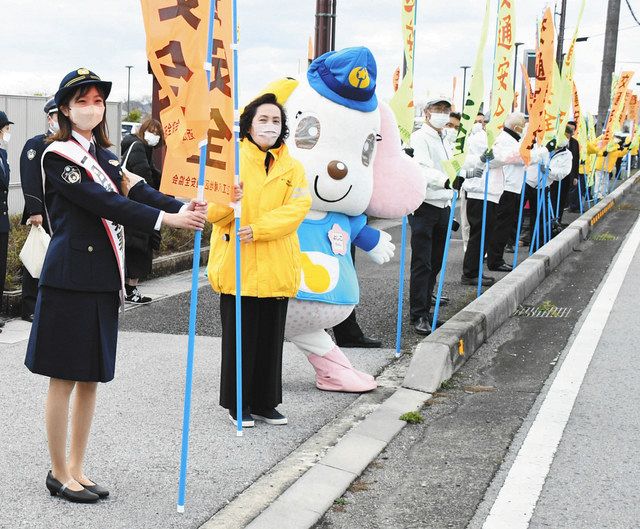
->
xmin=365 ymin=102 xmax=426 ymax=218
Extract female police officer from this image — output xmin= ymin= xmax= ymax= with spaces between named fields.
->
xmin=24 ymin=68 xmax=207 ymax=503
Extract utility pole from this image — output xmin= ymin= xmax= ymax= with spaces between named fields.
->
xmin=314 ymin=0 xmax=336 ymax=59
xmin=555 ymin=0 xmax=568 ymax=69
xmin=597 ymin=0 xmax=622 ymax=133
xmin=125 ymin=65 xmax=133 ymax=115
xmin=460 ymin=66 xmax=471 ymax=111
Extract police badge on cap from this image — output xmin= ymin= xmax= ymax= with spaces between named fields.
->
xmin=62 ymin=165 xmax=81 ymax=184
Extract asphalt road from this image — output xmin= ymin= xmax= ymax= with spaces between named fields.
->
xmin=315 ymin=185 xmax=640 ymax=529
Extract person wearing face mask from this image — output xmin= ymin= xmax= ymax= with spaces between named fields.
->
xmin=443 ymin=112 xmax=461 ymax=145
xmin=0 ymin=110 xmax=13 ymax=332
xmin=19 ymin=98 xmax=58 ymax=321
xmin=120 ymin=118 xmax=165 ymax=303
xmin=207 ymin=92 xmax=311 ymax=427
xmin=24 ymin=69 xmax=207 ymax=504
xmin=408 ymin=96 xmax=458 ymax=336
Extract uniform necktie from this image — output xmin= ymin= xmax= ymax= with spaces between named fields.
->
xmin=89 ymin=142 xmax=97 ymax=159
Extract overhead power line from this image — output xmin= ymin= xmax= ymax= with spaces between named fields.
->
xmin=624 ymin=0 xmax=640 ymax=26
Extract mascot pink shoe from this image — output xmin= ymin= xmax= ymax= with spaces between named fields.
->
xmin=308 ymin=346 xmax=376 ymax=393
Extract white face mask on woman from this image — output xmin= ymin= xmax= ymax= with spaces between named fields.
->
xmin=68 ymin=104 xmax=105 ymax=132
xmin=144 ymin=131 xmax=161 ymax=147
xmin=252 ymin=123 xmax=282 ymax=147
xmin=428 ymin=112 xmax=450 ymax=130
xmin=1 ymin=132 xmax=10 ymax=144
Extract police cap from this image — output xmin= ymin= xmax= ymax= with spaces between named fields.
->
xmin=44 ymin=98 xmax=58 ymax=115
xmin=54 ymin=68 xmax=112 ymax=107
xmin=0 ymin=111 xmax=13 ymax=129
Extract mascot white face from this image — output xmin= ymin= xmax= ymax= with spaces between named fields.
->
xmin=285 ymin=81 xmax=381 ymax=216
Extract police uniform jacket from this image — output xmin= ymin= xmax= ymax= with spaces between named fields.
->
xmin=0 ymin=148 xmax=10 ymax=233
xmin=41 ymin=135 xmax=183 ymax=293
xmin=19 ymin=133 xmax=51 ymax=233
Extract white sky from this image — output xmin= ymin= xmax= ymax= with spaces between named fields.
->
xmin=1 ymin=1 xmax=639 ymax=116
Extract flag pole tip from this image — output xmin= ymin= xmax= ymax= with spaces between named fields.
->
xmin=236 ymin=431 xmax=243 ymax=437
xmin=177 ymin=505 xmax=185 ymax=514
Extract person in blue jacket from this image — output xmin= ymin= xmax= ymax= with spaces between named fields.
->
xmin=24 ymin=68 xmax=207 ymax=504
xmin=0 ymin=110 xmax=13 ymax=333
xmin=19 ymin=98 xmax=57 ymax=321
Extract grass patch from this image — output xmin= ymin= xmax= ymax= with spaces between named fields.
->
xmin=439 ymin=378 xmax=455 ymax=390
xmin=590 ymin=231 xmax=618 ymax=241
xmin=334 ymin=497 xmax=348 ymax=506
xmin=537 ymin=300 xmax=561 ymax=317
xmin=399 ymin=411 xmax=423 ymax=424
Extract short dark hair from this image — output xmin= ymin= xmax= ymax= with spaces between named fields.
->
xmin=48 ymin=84 xmax=111 ymax=147
xmin=567 ymin=120 xmax=576 ymax=127
xmin=449 ymin=112 xmax=461 ymax=120
xmin=477 ymin=112 xmax=485 ymax=117
xmin=239 ymin=93 xmax=289 ymax=148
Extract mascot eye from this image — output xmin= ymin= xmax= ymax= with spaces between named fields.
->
xmin=362 ymin=133 xmax=376 ymax=167
xmin=295 ymin=115 xmax=321 ymax=150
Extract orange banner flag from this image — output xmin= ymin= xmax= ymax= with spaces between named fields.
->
xmin=600 ymin=71 xmax=634 ymax=149
xmin=140 ymin=0 xmax=210 ymax=158
xmin=520 ymin=7 xmax=554 ymax=164
xmin=142 ymin=0 xmax=235 ymax=205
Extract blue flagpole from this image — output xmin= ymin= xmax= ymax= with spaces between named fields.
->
xmin=512 ymin=173 xmax=527 ymax=269
xmin=476 ymin=159 xmax=490 ymax=298
xmin=577 ymin=174 xmax=584 ymax=214
xmin=231 ymin=0 xmax=243 ymax=438
xmin=529 ymin=163 xmax=544 ymax=256
xmin=395 ymin=0 xmax=417 ymax=357
xmin=395 ymin=216 xmax=407 ymax=356
xmin=547 ymin=194 xmax=554 ymax=239
xmin=177 ymin=0 xmax=216 ymax=514
xmin=555 ymin=178 xmax=562 ymax=219
xmin=432 ymin=190 xmax=458 ymax=329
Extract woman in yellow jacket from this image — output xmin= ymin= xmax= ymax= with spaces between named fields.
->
xmin=586 ymin=136 xmax=628 ymax=199
xmin=207 ymin=93 xmax=311 ymax=427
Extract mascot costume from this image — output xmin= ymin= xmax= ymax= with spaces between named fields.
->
xmin=262 ymin=47 xmax=425 ymax=392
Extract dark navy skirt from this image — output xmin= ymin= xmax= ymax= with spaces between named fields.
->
xmin=25 ymin=286 xmax=120 ymax=383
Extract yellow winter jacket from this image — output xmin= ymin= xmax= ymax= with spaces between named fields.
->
xmin=587 ymin=138 xmax=627 ymax=172
xmin=206 ymin=139 xmax=311 ymax=297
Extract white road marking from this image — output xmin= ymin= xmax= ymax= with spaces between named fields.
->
xmin=482 ymin=215 xmax=640 ymax=529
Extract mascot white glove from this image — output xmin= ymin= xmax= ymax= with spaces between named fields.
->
xmin=366 ymin=230 xmax=395 ymax=264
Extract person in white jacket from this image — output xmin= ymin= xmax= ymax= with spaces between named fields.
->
xmin=523 ymin=144 xmax=573 ymax=248
xmin=460 ymin=113 xmax=527 ymax=284
xmin=487 ymin=113 xmax=526 ymax=270
xmin=408 ymin=96 xmax=457 ymax=336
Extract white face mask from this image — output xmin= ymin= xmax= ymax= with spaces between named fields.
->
xmin=252 ymin=122 xmax=282 ymax=147
xmin=428 ymin=112 xmax=450 ymax=130
xmin=68 ymin=104 xmax=105 ymax=132
xmin=144 ymin=131 xmax=160 ymax=147
xmin=444 ymin=127 xmax=457 ymax=143
xmin=1 ymin=132 xmax=10 ymax=144
xmin=48 ymin=115 xmax=59 ymax=134
xmin=471 ymin=122 xmax=484 ymax=134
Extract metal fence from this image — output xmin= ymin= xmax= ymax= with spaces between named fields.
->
xmin=0 ymin=94 xmax=122 ymax=216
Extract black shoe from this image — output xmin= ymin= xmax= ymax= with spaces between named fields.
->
xmin=460 ymin=274 xmax=496 ymax=286
xmin=46 ymin=471 xmax=99 ymax=504
xmin=252 ymin=408 xmax=288 ymax=425
xmin=0 ymin=318 xmax=5 ymax=328
xmin=22 ymin=314 xmax=34 ymax=323
xmin=125 ymin=287 xmax=152 ymax=304
xmin=431 ymin=293 xmax=450 ymax=305
xmin=488 ymin=263 xmax=512 ymax=272
xmin=229 ymin=407 xmax=254 ymax=427
xmin=504 ymin=244 xmax=515 ymax=254
xmin=80 ymin=479 xmax=109 ymax=498
xmin=413 ymin=316 xmax=432 ymax=336
xmin=337 ymin=335 xmax=382 ymax=348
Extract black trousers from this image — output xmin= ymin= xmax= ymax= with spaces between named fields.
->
xmin=21 ymin=266 xmax=38 ymax=317
xmin=0 ymin=232 xmax=7 ymax=301
xmin=463 ymin=198 xmax=497 ymax=277
xmin=408 ymin=202 xmax=450 ymax=323
xmin=549 ymin=175 xmax=571 ymax=223
xmin=489 ymin=191 xmax=519 ymax=268
xmin=333 ymin=245 xmax=364 ymax=344
xmin=219 ymin=294 xmax=288 ymax=411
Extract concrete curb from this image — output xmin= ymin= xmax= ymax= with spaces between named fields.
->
xmin=403 ymin=173 xmax=639 ymax=395
xmin=209 ymin=173 xmax=639 ymax=529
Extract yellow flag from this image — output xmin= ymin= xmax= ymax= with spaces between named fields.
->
xmin=486 ymin=0 xmax=516 ymax=147
xmin=442 ymin=0 xmax=492 ymax=181
xmin=389 ymin=0 xmax=416 ymax=144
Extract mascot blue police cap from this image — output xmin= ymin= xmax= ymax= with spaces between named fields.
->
xmin=54 ymin=68 xmax=112 ymax=107
xmin=307 ymin=47 xmax=378 ymax=112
